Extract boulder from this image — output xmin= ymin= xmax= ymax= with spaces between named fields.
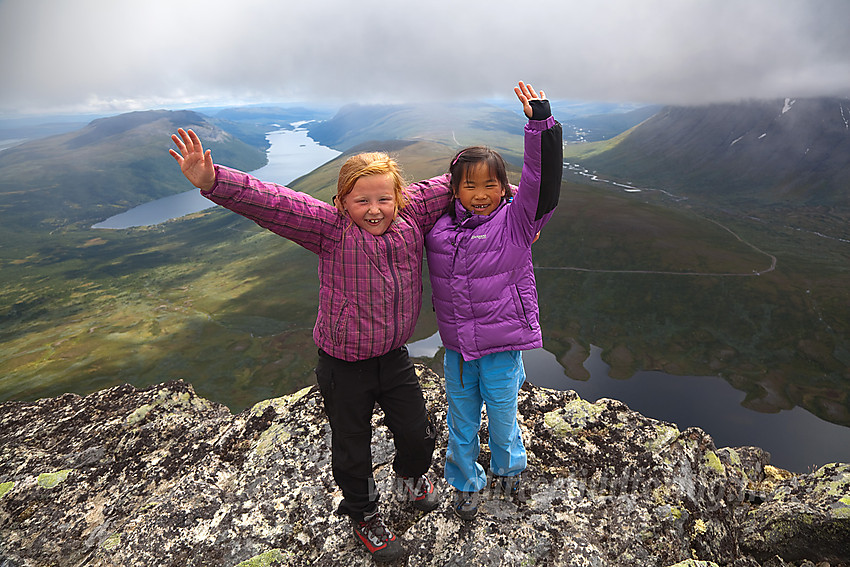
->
xmin=741 ymin=462 xmax=850 ymax=563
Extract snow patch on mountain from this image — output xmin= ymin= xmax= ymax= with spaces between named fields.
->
xmin=782 ymin=98 xmax=796 ymax=114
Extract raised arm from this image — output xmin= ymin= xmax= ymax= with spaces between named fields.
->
xmin=510 ymin=81 xmax=563 ymax=236
xmin=170 ymin=127 xmax=338 ymax=255
xmin=169 ymin=128 xmax=216 ymax=192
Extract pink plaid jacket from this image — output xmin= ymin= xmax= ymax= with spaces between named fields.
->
xmin=203 ymin=166 xmax=452 ymax=361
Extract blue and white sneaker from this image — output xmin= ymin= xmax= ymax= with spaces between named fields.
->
xmin=453 ymin=489 xmax=480 ymax=520
xmin=492 ymin=474 xmax=528 ymax=503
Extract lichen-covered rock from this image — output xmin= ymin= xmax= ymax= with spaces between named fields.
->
xmin=0 ymin=368 xmax=847 ymax=566
xmin=741 ymin=462 xmax=850 ymax=563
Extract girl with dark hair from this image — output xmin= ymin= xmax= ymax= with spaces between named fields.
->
xmin=425 ymin=81 xmax=563 ymax=520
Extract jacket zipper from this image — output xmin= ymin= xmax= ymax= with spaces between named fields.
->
xmin=386 ymin=237 xmax=401 ymax=347
xmin=514 ymin=284 xmax=533 ymax=330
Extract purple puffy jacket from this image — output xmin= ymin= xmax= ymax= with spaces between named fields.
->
xmin=425 ymin=113 xmax=562 ymax=361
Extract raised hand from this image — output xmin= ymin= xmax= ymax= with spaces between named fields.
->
xmin=514 ymin=81 xmax=547 ymax=119
xmin=169 ymin=128 xmax=215 ymax=192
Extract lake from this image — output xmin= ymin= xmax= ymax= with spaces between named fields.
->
xmin=92 ymin=125 xmax=341 ymax=229
xmin=408 ymin=333 xmax=850 ymax=473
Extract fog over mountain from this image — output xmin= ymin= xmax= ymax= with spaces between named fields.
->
xmin=575 ymin=96 xmax=850 ymax=208
xmin=2 ymin=0 xmax=850 ymax=115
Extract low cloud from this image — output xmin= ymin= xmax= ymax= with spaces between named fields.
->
xmin=2 ymin=0 xmax=849 ymax=115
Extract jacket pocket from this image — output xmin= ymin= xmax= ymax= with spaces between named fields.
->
xmin=331 ymin=298 xmax=350 ymax=346
xmin=510 ymin=284 xmax=533 ymax=330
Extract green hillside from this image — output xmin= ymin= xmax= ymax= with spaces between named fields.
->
xmin=1 ymin=103 xmax=849 ymax=429
xmin=0 ymin=110 xmax=267 ymax=231
xmin=0 ymin=134 xmax=458 ymax=411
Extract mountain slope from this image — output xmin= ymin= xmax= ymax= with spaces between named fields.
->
xmin=573 ymin=97 xmax=850 ymax=209
xmin=0 ymin=110 xmax=266 ymax=230
xmin=563 ymin=104 xmax=661 ymax=142
xmin=307 ymin=102 xmax=527 ymax=162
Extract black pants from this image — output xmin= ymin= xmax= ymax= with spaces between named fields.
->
xmin=315 ymin=346 xmax=436 ymax=521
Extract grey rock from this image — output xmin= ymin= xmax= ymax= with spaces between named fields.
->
xmin=0 ymin=367 xmax=847 ymax=566
xmin=740 ymin=462 xmax=850 ymax=563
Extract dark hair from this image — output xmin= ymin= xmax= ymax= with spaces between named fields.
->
xmin=448 ymin=146 xmax=513 ymax=201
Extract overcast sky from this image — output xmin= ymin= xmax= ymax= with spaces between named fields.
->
xmin=2 ymin=0 xmax=849 ymax=116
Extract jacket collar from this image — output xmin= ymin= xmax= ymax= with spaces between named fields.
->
xmin=454 ymin=198 xmax=508 ymax=228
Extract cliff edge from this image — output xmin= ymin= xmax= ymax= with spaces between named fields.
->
xmin=1 ymin=366 xmax=848 ymax=566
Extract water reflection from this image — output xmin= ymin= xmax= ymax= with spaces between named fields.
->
xmin=407 ymin=333 xmax=850 ymax=472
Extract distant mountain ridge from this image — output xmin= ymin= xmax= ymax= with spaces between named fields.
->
xmin=65 ymin=110 xmax=205 ymax=149
xmin=305 ymin=101 xmax=661 ymax=154
xmin=0 ymin=102 xmax=532 ymax=233
xmin=4 ymin=98 xmax=849 ymax=234
xmin=574 ymin=97 xmax=850 ymax=210
xmin=0 ymin=110 xmax=266 ymax=230
xmin=306 ymin=102 xmax=528 ymax=158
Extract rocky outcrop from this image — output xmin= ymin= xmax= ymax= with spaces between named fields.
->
xmin=0 ymin=366 xmax=848 ymax=566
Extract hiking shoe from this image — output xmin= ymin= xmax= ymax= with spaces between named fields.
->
xmin=352 ymin=511 xmax=403 ymax=562
xmin=453 ymin=490 xmax=480 ymax=521
xmin=396 ymin=475 xmax=440 ymax=512
xmin=492 ymin=474 xmax=528 ymax=503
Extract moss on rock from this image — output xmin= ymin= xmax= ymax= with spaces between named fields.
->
xmin=234 ymin=549 xmax=288 ymax=566
xmin=37 ymin=469 xmax=72 ymax=489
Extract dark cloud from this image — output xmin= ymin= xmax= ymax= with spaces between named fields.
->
xmin=2 ymin=0 xmax=849 ymax=115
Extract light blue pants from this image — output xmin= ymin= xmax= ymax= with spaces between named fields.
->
xmin=443 ymin=349 xmax=527 ymax=492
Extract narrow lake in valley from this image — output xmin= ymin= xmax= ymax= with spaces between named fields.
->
xmin=92 ymin=125 xmax=340 ymax=229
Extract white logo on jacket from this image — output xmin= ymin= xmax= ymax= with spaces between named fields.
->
xmin=471 ymin=234 xmax=487 ymax=240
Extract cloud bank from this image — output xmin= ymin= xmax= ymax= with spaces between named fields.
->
xmin=2 ymin=0 xmax=849 ymax=115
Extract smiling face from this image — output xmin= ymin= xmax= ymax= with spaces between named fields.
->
xmin=456 ymin=163 xmax=506 ymax=216
xmin=342 ymin=173 xmax=398 ymax=235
